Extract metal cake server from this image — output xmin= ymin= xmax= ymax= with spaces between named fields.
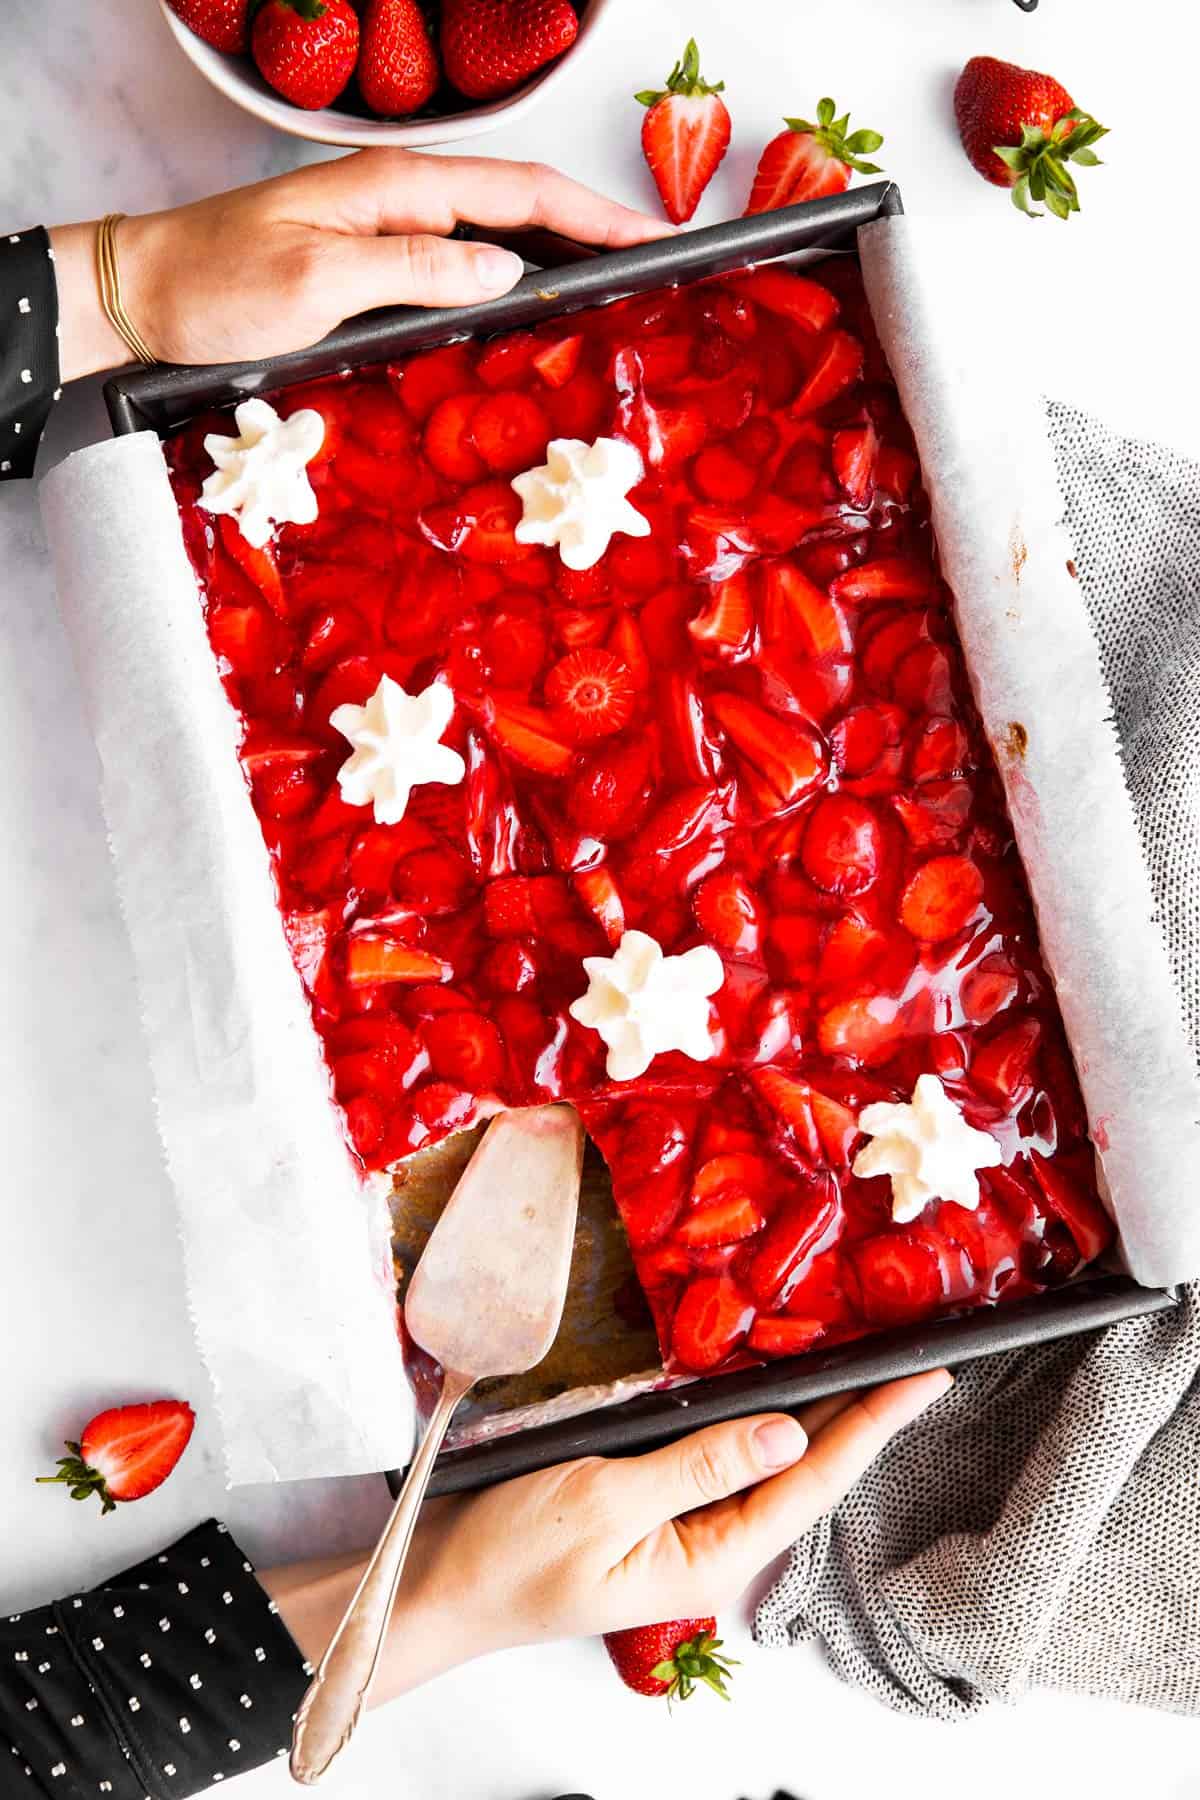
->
xmin=289 ymin=1103 xmax=585 ymax=1785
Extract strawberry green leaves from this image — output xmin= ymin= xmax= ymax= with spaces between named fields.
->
xmin=994 ymin=109 xmax=1108 ymax=220
xmin=781 ymin=96 xmax=885 ymax=178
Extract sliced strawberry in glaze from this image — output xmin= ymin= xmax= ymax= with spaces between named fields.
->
xmin=218 ymin=516 xmax=286 ymax=616
xmin=899 ymin=854 xmax=984 ymax=943
xmin=971 ymin=1016 xmax=1042 ymax=1104
xmin=345 ymin=937 xmax=451 ymax=986
xmin=690 ymin=443 xmax=758 ymax=504
xmin=531 ymin=333 xmax=584 ymax=388
xmin=545 ymin=648 xmax=636 ymax=743
xmin=894 ymin=642 xmax=954 ymax=713
xmin=471 ymin=391 xmax=549 ymax=474
xmin=207 ymin=602 xmax=281 ymax=680
xmin=731 ymin=267 xmax=839 ymax=332
xmin=393 ymin=845 xmax=475 ymax=913
xmin=962 ymin=954 xmax=1020 ymax=1025
xmin=810 ymin=1089 xmax=860 ymax=1167
xmin=423 ymin=393 xmax=485 ymax=482
xmin=475 ymin=332 xmax=537 ymax=390
xmin=744 ymin=1180 xmax=839 ymax=1308
xmin=573 ymin=865 xmax=625 ymax=945
xmin=831 ymin=422 xmax=878 ymax=509
xmin=693 ymin=868 xmax=762 ymax=955
xmin=833 ymin=557 xmax=932 ymax=604
xmin=677 ymin=1191 xmax=765 ymax=1247
xmin=791 ymin=330 xmax=864 ymax=417
xmin=909 ymin=716 xmax=970 ymax=781
xmin=608 ymin=610 xmax=651 ymax=691
xmin=346 ymin=384 xmax=413 ymax=455
xmin=761 ymin=562 xmax=850 ymax=655
xmin=800 ymin=794 xmax=883 ymax=897
xmin=875 ymin=444 xmax=918 ymax=501
xmin=421 ymin=481 xmax=525 ymax=564
xmin=567 ymin=735 xmax=654 ymax=837
xmin=671 ymin=1274 xmax=756 ymax=1372
xmin=818 ymin=994 xmax=903 ymax=1065
xmin=424 ymin=1009 xmax=506 ymax=1089
xmin=709 ymin=692 xmax=828 ymax=812
xmin=390 ymin=342 xmax=475 ymax=420
xmin=345 ymin=1094 xmax=386 ymax=1157
xmin=749 ymin=1066 xmax=821 ymax=1160
xmin=1030 ymin=1150 xmax=1114 ymax=1264
xmin=746 ymin=1316 xmax=824 ymax=1357
xmin=891 ymin=779 xmax=973 ymax=850
xmin=688 ymin=572 xmax=755 ymax=656
xmin=849 ymin=1229 xmax=946 ymax=1325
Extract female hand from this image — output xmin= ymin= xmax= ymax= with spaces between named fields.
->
xmin=264 ymin=1370 xmax=952 ymax=1701
xmin=48 ymin=148 xmax=670 ymax=379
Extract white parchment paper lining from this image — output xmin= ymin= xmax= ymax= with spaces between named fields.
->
xmin=42 ymin=432 xmax=412 ymax=1487
xmin=39 ymin=215 xmax=1200 ymax=1486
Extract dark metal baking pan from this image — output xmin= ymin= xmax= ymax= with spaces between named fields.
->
xmin=103 ymin=182 xmax=1177 ymax=1495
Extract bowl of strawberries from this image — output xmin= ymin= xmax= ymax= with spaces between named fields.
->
xmin=160 ymin=0 xmax=611 ymax=147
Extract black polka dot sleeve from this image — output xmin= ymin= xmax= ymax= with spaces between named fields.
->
xmin=1 ymin=1520 xmax=311 ymax=1797
xmin=1 ymin=227 xmax=62 ymax=481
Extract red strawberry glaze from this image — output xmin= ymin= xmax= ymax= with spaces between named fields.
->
xmin=166 ymin=259 xmax=1113 ymax=1376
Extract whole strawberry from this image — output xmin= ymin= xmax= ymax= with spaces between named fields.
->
xmin=441 ymin=0 xmax=579 ymax=103
xmin=745 ymin=98 xmax=883 ymax=216
xmin=359 ymin=0 xmax=440 ymax=116
xmin=37 ymin=1401 xmax=195 ymax=1516
xmin=252 ymin=0 xmax=360 ymax=111
xmin=603 ymin=1617 xmax=737 ymax=1702
xmin=165 ymin=0 xmax=251 ymax=53
xmin=954 ymin=56 xmax=1107 ymax=219
xmin=636 ymin=39 xmax=731 ymax=225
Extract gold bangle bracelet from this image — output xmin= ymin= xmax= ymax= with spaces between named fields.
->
xmin=96 ymin=213 xmax=158 ymax=366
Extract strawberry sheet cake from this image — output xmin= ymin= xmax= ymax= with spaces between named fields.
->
xmin=165 ymin=255 xmax=1115 ymax=1380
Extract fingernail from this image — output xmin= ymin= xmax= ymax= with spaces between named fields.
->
xmin=753 ymin=1416 xmax=808 ymax=1470
xmin=474 ymin=248 xmax=524 ymax=292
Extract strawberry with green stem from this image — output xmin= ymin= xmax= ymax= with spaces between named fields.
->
xmin=604 ymin=1617 xmax=737 ymax=1701
xmin=745 ymin=98 xmax=884 ymax=215
xmin=37 ymin=1401 xmax=195 ymax=1515
xmin=637 ymin=39 xmax=732 ymax=225
xmin=953 ymin=56 xmax=1108 ymax=221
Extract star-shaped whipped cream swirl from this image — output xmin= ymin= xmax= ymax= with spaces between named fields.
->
xmin=852 ymin=1073 xmax=1003 ymax=1223
xmin=199 ymin=398 xmax=325 ymax=548
xmin=569 ymin=929 xmax=725 ymax=1082
xmin=511 ymin=436 xmax=651 ymax=571
xmin=331 ymin=676 xmax=465 ymax=827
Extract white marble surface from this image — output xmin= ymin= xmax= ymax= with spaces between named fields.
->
xmin=3 ymin=0 xmax=1199 ymax=1794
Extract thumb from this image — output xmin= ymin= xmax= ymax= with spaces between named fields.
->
xmin=617 ymin=1413 xmax=809 ymax=1537
xmin=326 ymin=231 xmax=526 ymax=313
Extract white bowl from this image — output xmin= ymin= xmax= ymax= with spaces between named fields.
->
xmin=158 ymin=0 xmax=615 ymax=148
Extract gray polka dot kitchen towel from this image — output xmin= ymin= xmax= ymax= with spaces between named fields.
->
xmin=754 ymin=402 xmax=1200 ymax=1719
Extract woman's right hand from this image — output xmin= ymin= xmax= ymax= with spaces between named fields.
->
xmin=266 ymin=1369 xmax=951 ymax=1703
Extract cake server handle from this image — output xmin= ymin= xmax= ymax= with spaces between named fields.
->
xmin=288 ymin=1367 xmax=475 ymax=1785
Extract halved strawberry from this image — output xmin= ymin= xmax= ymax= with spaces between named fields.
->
xmin=421 ymin=482 xmax=525 ymax=563
xmin=694 ymin=868 xmax=762 ymax=955
xmin=345 ymin=937 xmax=451 ymax=985
xmin=765 ymin=572 xmax=852 ymax=669
xmin=971 ymin=1016 xmax=1042 ymax=1105
xmin=849 ymin=1230 xmax=944 ymax=1326
xmin=670 ymin=1273 xmax=756 ymax=1371
xmin=475 ymin=332 xmax=536 ymax=389
xmin=1030 ymin=1150 xmax=1114 ymax=1264
xmin=545 ymin=648 xmax=636 ymax=743
xmin=690 ymin=443 xmax=758 ymax=504
xmin=423 ymin=392 xmax=485 ymax=482
xmin=749 ymin=1066 xmax=820 ymax=1160
xmin=471 ymin=391 xmax=549 ymax=474
xmin=391 ymin=342 xmax=475 ymax=420
xmin=393 ymin=845 xmax=475 ymax=913
xmin=532 ymin=333 xmax=585 ymax=388
xmin=677 ymin=1191 xmax=765 ymax=1247
xmin=899 ymin=854 xmax=984 ymax=943
xmin=746 ymin=1315 xmax=824 ymax=1356
xmin=38 ymin=1400 xmax=195 ymax=1514
xmin=688 ymin=572 xmax=756 ymax=657
xmin=791 ymin=330 xmax=864 ymax=417
xmin=831 ymin=421 xmax=878 ymax=508
xmin=424 ymin=1009 xmax=506 ymax=1089
xmin=800 ymin=793 xmax=883 ymax=897
xmin=730 ymin=267 xmax=840 ymax=333
xmin=891 ymin=779 xmax=973 ymax=850
xmin=744 ymin=98 xmax=884 ymax=214
xmin=636 ymin=38 xmax=732 ymax=225
xmin=744 ymin=1182 xmax=839 ymax=1308
xmin=568 ymin=735 xmax=654 ymax=837
xmin=709 ymin=692 xmax=828 ymax=812
xmin=830 ymin=704 xmax=893 ymax=777
xmin=833 ymin=557 xmax=932 ymax=604
xmin=909 ymin=716 xmax=969 ymax=782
